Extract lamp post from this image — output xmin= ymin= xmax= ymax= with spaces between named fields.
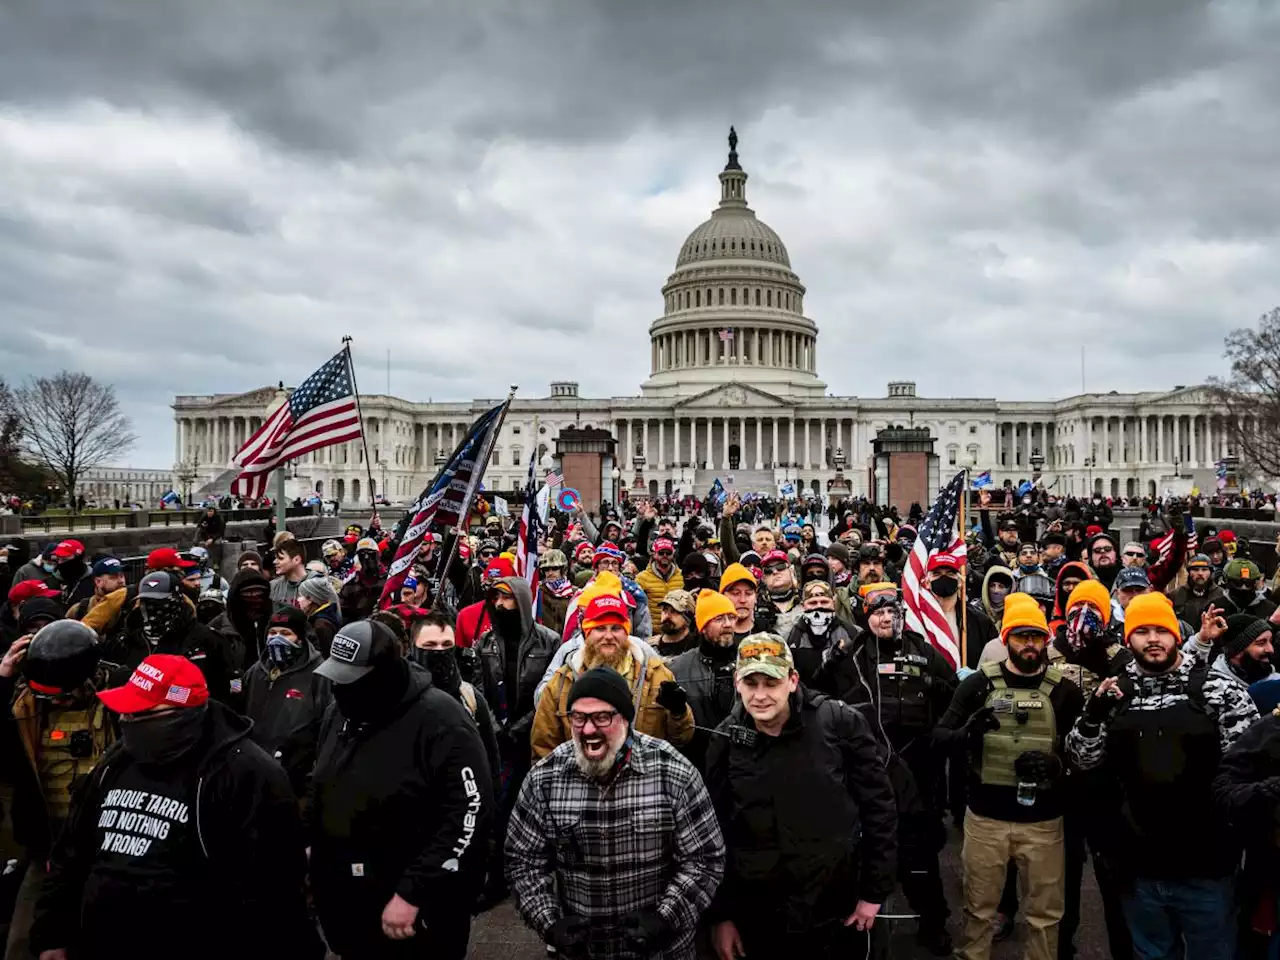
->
xmin=611 ymin=467 xmax=621 ymax=506
xmin=1083 ymin=455 xmax=1096 ymax=498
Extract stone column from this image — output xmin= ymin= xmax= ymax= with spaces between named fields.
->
xmin=788 ymin=418 xmax=796 ymax=467
xmin=658 ymin=419 xmax=666 ymax=470
xmin=772 ymin=419 xmax=779 ymax=468
xmin=721 ymin=418 xmax=730 ymax=471
xmin=755 ymin=418 xmax=763 ymax=470
xmin=737 ymin=416 xmax=746 ymax=467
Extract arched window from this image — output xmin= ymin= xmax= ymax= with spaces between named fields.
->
xmin=743 ymin=287 xmax=749 ymax=304
xmin=695 ymin=289 xmax=701 ymax=307
xmin=731 ymin=288 xmax=737 ymax=305
xmin=766 ymin=290 xmax=773 ymax=306
xmin=718 ymin=288 xmax=725 ymax=305
xmin=755 ymin=288 xmax=761 ymax=305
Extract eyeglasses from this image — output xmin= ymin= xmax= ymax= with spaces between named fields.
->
xmin=1093 ymin=545 xmax=1116 ymax=554
xmin=654 ymin=551 xmax=674 ymax=559
xmin=565 ymin=710 xmax=620 ymax=730
xmin=762 ymin=564 xmax=789 ymax=575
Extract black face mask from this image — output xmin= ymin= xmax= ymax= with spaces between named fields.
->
xmin=1229 ymin=587 xmax=1257 ymax=609
xmin=930 ymin=577 xmax=959 ymax=598
xmin=491 ymin=605 xmax=523 ymax=641
xmin=141 ymin=597 xmax=186 ymax=647
xmin=333 ymin=659 xmax=409 ymax=724
xmin=414 ymin=648 xmax=462 ymax=695
xmin=121 ymin=705 xmax=207 ymax=765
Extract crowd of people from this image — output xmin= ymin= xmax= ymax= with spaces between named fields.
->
xmin=0 ymin=485 xmax=1278 ymax=959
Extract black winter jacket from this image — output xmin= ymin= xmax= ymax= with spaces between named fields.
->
xmin=1213 ymin=714 xmax=1280 ymax=913
xmin=477 ymin=576 xmax=560 ymax=738
xmin=309 ymin=664 xmax=494 ymax=954
xmin=242 ymin=641 xmax=332 ymax=797
xmin=30 ymin=701 xmax=320 ymax=960
xmin=668 ymin=642 xmax=739 ymax=772
xmin=209 ymin=567 xmax=272 ymax=674
xmin=705 ymin=690 xmax=898 ymax=928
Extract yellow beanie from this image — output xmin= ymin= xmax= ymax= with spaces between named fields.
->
xmin=719 ymin=563 xmax=758 ymax=592
xmin=1001 ymin=592 xmax=1050 ymax=643
xmin=1066 ymin=580 xmax=1112 ymax=626
xmin=696 ymin=590 xmax=738 ymax=631
xmin=1124 ymin=593 xmax=1181 ymax=643
xmin=579 ymin=571 xmax=623 ymax=606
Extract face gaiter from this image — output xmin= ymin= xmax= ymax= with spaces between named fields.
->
xmin=333 ymin=658 xmax=409 ymax=724
xmin=120 ymin=705 xmax=208 ymax=765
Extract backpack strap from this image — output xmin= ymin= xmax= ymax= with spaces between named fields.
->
xmin=458 ymin=682 xmax=478 ymax=719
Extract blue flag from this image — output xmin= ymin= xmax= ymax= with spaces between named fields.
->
xmin=971 ymin=471 xmax=993 ymax=490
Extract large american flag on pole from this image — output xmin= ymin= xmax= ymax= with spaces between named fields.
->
xmin=515 ymin=450 xmax=542 ymax=587
xmin=378 ymin=401 xmax=506 ymax=609
xmin=902 ymin=470 xmax=968 ymax=670
xmin=230 ymin=350 xmax=362 ymax=499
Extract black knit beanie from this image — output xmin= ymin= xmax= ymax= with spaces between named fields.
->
xmin=1221 ymin=614 xmax=1272 ymax=660
xmin=566 ymin=667 xmax=635 ymax=723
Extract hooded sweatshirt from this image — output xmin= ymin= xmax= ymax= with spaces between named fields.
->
xmin=978 ymin=565 xmax=1014 ymax=628
xmin=211 ymin=568 xmax=273 ymax=673
xmin=243 ymin=640 xmax=333 ymax=797
xmin=30 ymin=701 xmax=320 ymax=960
xmin=476 ymin=577 xmax=561 ymax=737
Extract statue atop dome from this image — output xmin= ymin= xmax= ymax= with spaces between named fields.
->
xmin=725 ymin=125 xmax=741 ymax=171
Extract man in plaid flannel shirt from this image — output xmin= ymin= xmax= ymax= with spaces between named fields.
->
xmin=506 ymin=666 xmax=724 ymax=959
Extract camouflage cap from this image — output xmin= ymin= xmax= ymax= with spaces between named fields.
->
xmin=734 ymin=632 xmax=795 ymax=681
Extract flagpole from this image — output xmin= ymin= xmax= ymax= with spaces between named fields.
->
xmin=432 ymin=385 xmax=517 ymax=610
xmin=959 ymin=468 xmax=969 ymax=669
xmin=342 ymin=337 xmax=380 ymax=525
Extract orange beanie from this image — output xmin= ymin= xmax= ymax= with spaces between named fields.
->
xmin=1066 ymin=580 xmax=1112 ymax=626
xmin=696 ymin=590 xmax=738 ymax=631
xmin=1001 ymin=592 xmax=1050 ymax=643
xmin=1124 ymin=593 xmax=1180 ymax=644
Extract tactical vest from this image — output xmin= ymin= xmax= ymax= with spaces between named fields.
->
xmin=36 ymin=699 xmax=112 ymax=822
xmin=978 ymin=661 xmax=1061 ymax=788
xmin=876 ymin=649 xmax=936 ymax=734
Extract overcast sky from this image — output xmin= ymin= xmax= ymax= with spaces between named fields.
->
xmin=4 ymin=0 xmax=1279 ymax=468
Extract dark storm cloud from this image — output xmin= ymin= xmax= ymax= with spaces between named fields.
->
xmin=3 ymin=0 xmax=1280 ymax=466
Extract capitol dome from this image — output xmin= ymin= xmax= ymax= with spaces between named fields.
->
xmin=641 ymin=128 xmax=825 ymax=401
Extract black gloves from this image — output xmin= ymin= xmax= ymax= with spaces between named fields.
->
xmin=547 ymin=916 xmax=591 ymax=957
xmin=621 ymin=908 xmax=677 ymax=951
xmin=1084 ymin=687 xmax=1123 ymax=727
xmin=1014 ymin=750 xmax=1062 ymax=785
xmin=965 ymin=706 xmax=1001 ymax=746
xmin=656 ymin=681 xmax=688 ymax=715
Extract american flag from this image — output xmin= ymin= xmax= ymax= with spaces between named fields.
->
xmin=718 ymin=329 xmax=734 ymax=342
xmin=545 ymin=470 xmax=563 ymax=487
xmin=378 ymin=401 xmax=507 ymax=609
xmin=902 ymin=471 xmax=969 ymax=670
xmin=230 ymin=350 xmax=362 ymax=499
xmin=515 ymin=450 xmax=542 ymax=590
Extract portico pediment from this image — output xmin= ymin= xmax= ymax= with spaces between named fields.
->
xmin=675 ymin=382 xmax=789 ymax=410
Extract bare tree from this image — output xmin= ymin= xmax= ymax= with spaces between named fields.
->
xmin=12 ymin=372 xmax=137 ymax=510
xmin=1207 ymin=306 xmax=1280 ymax=480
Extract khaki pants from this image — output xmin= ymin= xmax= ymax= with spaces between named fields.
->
xmin=958 ymin=810 xmax=1064 ymax=960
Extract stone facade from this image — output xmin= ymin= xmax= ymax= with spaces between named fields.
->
xmin=172 ymin=133 xmax=1243 ymax=507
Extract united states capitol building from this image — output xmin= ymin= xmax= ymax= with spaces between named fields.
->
xmin=172 ymin=132 xmax=1241 ymax=506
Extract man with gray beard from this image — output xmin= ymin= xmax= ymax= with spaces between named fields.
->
xmin=506 ymin=667 xmax=725 ymax=960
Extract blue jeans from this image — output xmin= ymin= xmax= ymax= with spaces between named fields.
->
xmin=1121 ymin=876 xmax=1236 ymax=960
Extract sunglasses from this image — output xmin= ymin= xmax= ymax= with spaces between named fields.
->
xmin=654 ymin=551 xmax=674 ymax=559
xmin=1123 ymin=551 xmax=1145 ymax=558
xmin=762 ymin=564 xmax=789 ymax=575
